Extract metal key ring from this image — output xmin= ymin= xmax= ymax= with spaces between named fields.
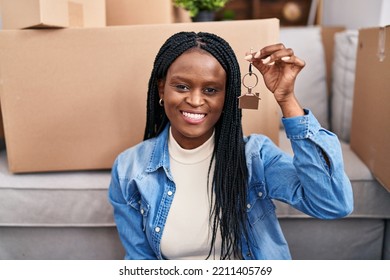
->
xmin=242 ymin=71 xmax=259 ymax=90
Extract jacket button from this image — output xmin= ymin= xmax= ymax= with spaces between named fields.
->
xmin=246 ymin=203 xmax=251 ymax=209
xmin=140 ymin=209 xmax=144 ymax=215
xmin=258 ymin=192 xmax=263 ymax=197
xmin=167 ymin=191 xmax=173 ymax=196
xmin=155 ymin=227 xmax=161 ymax=233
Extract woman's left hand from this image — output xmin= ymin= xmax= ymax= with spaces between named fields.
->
xmin=245 ymin=43 xmax=305 ymax=117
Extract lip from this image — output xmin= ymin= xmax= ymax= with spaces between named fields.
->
xmin=180 ymin=110 xmax=206 ymax=124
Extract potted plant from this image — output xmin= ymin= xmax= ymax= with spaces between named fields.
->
xmin=173 ymin=0 xmax=230 ymax=22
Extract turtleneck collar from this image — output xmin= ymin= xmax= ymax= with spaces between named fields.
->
xmin=168 ymin=128 xmax=215 ymax=165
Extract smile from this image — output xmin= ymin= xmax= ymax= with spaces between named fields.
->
xmin=181 ymin=111 xmax=206 ymax=121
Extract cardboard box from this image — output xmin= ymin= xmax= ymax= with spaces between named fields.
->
xmin=106 ymin=0 xmax=173 ymax=25
xmin=0 ymin=19 xmax=280 ymax=173
xmin=0 ymin=107 xmax=4 ymax=141
xmin=350 ymin=25 xmax=390 ymax=191
xmin=70 ymin=0 xmax=105 ymax=27
xmin=0 ymin=0 xmax=105 ymax=29
xmin=0 ymin=0 xmax=69 ymax=29
xmin=173 ymin=6 xmax=192 ymax=23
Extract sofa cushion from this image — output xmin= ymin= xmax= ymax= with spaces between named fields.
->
xmin=385 ymin=220 xmax=390 ymax=260
xmin=279 ymin=218 xmax=385 ymax=260
xmin=331 ymin=30 xmax=359 ymax=142
xmin=280 ymin=26 xmax=329 ymax=129
xmin=0 ymin=227 xmax=125 ymax=260
xmin=0 ymin=150 xmax=127 ymax=259
xmin=0 ymin=151 xmax=114 ymax=227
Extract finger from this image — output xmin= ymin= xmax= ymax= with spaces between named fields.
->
xmin=244 ymin=44 xmax=286 ymax=63
xmin=244 ymin=53 xmax=253 ymax=62
xmin=259 ymin=48 xmax=295 ymax=65
xmin=258 ymin=43 xmax=286 ymax=58
xmin=245 ymin=44 xmax=292 ymax=63
xmin=278 ymin=55 xmax=306 ymax=68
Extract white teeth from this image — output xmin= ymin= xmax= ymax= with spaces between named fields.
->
xmin=182 ymin=111 xmax=205 ymax=120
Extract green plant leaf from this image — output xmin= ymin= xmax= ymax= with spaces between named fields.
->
xmin=173 ymin=0 xmax=229 ymax=17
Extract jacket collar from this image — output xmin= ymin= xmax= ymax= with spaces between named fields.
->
xmin=146 ymin=125 xmax=173 ymax=179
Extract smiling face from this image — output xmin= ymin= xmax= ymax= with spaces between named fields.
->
xmin=158 ymin=49 xmax=226 ymax=149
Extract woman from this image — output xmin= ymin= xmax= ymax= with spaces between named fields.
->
xmin=108 ymin=31 xmax=353 ymax=260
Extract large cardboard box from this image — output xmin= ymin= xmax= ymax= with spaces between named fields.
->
xmin=0 ymin=0 xmax=105 ymax=29
xmin=0 ymin=107 xmax=4 ymax=141
xmin=106 ymin=0 xmax=173 ymax=25
xmin=0 ymin=19 xmax=280 ymax=173
xmin=350 ymin=25 xmax=390 ymax=191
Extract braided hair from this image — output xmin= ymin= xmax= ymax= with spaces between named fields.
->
xmin=144 ymin=32 xmax=249 ymax=259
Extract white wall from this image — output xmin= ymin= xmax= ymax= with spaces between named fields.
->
xmin=380 ymin=0 xmax=390 ymax=26
xmin=322 ymin=0 xmax=390 ymax=29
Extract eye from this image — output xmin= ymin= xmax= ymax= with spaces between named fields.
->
xmin=203 ymin=87 xmax=218 ymax=95
xmin=174 ymin=84 xmax=190 ymax=92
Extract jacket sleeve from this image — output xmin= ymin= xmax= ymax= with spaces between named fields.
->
xmin=264 ymin=109 xmax=354 ymax=219
xmin=108 ymin=158 xmax=157 ymax=259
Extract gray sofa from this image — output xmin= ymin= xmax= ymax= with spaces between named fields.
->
xmin=0 ymin=26 xmax=389 ymax=260
xmin=276 ymin=26 xmax=390 ymax=259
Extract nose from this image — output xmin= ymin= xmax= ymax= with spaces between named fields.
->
xmin=186 ymin=90 xmax=204 ymax=107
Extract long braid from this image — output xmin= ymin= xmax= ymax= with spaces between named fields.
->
xmin=144 ymin=32 xmax=249 ymax=259
xmin=144 ymin=32 xmax=199 ymax=139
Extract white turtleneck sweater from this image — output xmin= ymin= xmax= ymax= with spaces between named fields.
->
xmin=160 ymin=128 xmax=221 ymax=260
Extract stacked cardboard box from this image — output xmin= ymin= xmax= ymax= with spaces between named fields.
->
xmin=105 ymin=0 xmax=192 ymax=26
xmin=0 ymin=0 xmax=106 ymax=29
xmin=106 ymin=0 xmax=175 ymax=26
xmin=0 ymin=18 xmax=280 ymax=173
xmin=0 ymin=0 xmax=106 ymax=150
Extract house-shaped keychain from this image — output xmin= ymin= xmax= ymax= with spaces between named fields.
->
xmin=238 ymin=71 xmax=261 ymax=110
xmin=238 ymin=88 xmax=261 ymax=109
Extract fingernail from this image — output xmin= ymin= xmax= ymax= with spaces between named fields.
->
xmin=254 ymin=51 xmax=261 ymax=58
xmin=244 ymin=54 xmax=253 ymax=61
xmin=281 ymin=56 xmax=290 ymax=61
xmin=262 ymin=56 xmax=271 ymax=64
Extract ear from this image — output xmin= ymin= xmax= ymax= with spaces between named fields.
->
xmin=157 ymin=79 xmax=165 ymax=100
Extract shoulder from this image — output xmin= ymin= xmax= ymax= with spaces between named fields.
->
xmin=244 ymin=133 xmax=277 ymax=150
xmin=112 ymin=125 xmax=170 ymax=180
xmin=113 ymin=138 xmax=157 ymax=177
xmin=243 ymin=133 xmax=285 ymax=164
xmin=117 ymin=138 xmax=156 ymax=161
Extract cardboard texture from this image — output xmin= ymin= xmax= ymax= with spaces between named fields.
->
xmin=0 ymin=108 xmax=4 ymax=140
xmin=173 ymin=6 xmax=192 ymax=23
xmin=0 ymin=0 xmax=69 ymax=29
xmin=70 ymin=0 xmax=106 ymax=27
xmin=0 ymin=0 xmax=105 ymax=29
xmin=68 ymin=1 xmax=84 ymax=28
xmin=350 ymin=26 xmax=390 ymax=191
xmin=106 ymin=0 xmax=173 ymax=26
xmin=0 ymin=19 xmax=280 ymax=173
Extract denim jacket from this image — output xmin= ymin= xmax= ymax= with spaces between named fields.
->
xmin=108 ymin=109 xmax=353 ymax=260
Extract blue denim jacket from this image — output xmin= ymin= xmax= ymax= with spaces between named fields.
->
xmin=108 ymin=109 xmax=353 ymax=260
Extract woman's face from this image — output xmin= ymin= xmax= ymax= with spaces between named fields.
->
xmin=158 ymin=50 xmax=226 ymax=149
